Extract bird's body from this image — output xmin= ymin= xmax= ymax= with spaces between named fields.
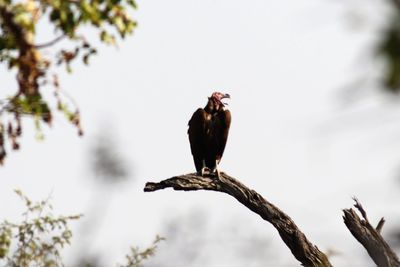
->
xmin=188 ymin=92 xmax=231 ymax=176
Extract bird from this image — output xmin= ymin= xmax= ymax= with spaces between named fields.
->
xmin=187 ymin=92 xmax=231 ymax=177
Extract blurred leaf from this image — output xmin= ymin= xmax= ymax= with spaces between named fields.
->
xmin=0 ymin=190 xmax=81 ymax=266
xmin=378 ymin=11 xmax=400 ymax=92
xmin=0 ymin=0 xmax=137 ymax=164
xmin=100 ymin=30 xmax=116 ymax=45
xmin=90 ymin=130 xmax=130 ymax=184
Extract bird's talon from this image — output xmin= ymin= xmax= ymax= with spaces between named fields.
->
xmin=216 ymin=170 xmax=221 ymax=180
xmin=199 ymin=167 xmax=211 ymax=177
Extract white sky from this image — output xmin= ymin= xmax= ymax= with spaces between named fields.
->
xmin=1 ymin=0 xmax=400 ymax=266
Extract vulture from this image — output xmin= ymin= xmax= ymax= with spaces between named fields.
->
xmin=188 ymin=92 xmax=231 ymax=177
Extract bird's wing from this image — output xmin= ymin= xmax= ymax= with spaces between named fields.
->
xmin=188 ymin=108 xmax=209 ymax=170
xmin=214 ymin=109 xmax=231 ymax=161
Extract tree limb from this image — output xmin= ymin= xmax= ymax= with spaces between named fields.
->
xmin=144 ymin=172 xmax=332 ymax=267
xmin=343 ymin=198 xmax=400 ymax=267
xmin=34 ymin=35 xmax=66 ymax=49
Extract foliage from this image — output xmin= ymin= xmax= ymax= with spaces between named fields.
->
xmin=117 ymin=236 xmax=165 ymax=267
xmin=0 ymin=189 xmax=162 ymax=267
xmin=0 ymin=0 xmax=137 ymax=164
xmin=90 ymin=129 xmax=130 ymax=184
xmin=0 ymin=189 xmax=82 ymax=267
xmin=379 ymin=12 xmax=400 ymax=92
xmin=378 ymin=0 xmax=400 ymax=93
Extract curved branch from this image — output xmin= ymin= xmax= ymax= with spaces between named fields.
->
xmin=343 ymin=198 xmax=400 ymax=267
xmin=34 ymin=35 xmax=66 ymax=49
xmin=144 ymin=172 xmax=332 ymax=267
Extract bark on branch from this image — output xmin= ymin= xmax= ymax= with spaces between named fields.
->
xmin=144 ymin=172 xmax=332 ymax=267
xmin=343 ymin=198 xmax=400 ymax=267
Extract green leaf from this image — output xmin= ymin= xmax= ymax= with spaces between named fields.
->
xmin=49 ymin=9 xmax=60 ymax=22
xmin=114 ymin=16 xmax=126 ymax=35
xmin=127 ymin=0 xmax=137 ymax=8
xmin=100 ymin=30 xmax=116 ymax=45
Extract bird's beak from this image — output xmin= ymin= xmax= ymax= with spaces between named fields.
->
xmin=222 ymin=93 xmax=230 ymax=105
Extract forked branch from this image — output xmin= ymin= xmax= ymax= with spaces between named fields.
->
xmin=144 ymin=172 xmax=332 ymax=267
xmin=343 ymin=198 xmax=400 ymax=267
xmin=145 ymin=173 xmax=400 ymax=266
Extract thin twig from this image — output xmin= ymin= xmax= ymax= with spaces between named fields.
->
xmin=376 ymin=218 xmax=386 ymax=234
xmin=34 ymin=35 xmax=66 ymax=49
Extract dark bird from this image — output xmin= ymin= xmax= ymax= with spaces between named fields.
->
xmin=188 ymin=92 xmax=231 ymax=177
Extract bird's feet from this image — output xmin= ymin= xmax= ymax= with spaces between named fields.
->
xmin=212 ymin=160 xmax=222 ymax=179
xmin=197 ymin=167 xmax=211 ymax=177
xmin=210 ymin=167 xmax=221 ymax=180
xmin=216 ymin=168 xmax=221 ymax=179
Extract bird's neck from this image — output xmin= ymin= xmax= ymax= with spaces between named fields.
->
xmin=205 ymin=98 xmax=224 ymax=113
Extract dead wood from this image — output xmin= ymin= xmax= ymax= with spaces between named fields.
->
xmin=343 ymin=198 xmax=400 ymax=267
xmin=144 ymin=172 xmax=332 ymax=267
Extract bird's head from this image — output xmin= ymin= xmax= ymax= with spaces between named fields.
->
xmin=211 ymin=92 xmax=230 ymax=106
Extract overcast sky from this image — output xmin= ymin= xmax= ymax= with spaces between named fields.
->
xmin=1 ymin=0 xmax=400 ymax=266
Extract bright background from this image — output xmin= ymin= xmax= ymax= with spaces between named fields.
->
xmin=1 ymin=0 xmax=400 ymax=266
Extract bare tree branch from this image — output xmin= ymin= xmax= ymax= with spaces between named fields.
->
xmin=34 ymin=35 xmax=66 ymax=49
xmin=144 ymin=172 xmax=332 ymax=267
xmin=376 ymin=218 xmax=386 ymax=234
xmin=343 ymin=198 xmax=400 ymax=267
